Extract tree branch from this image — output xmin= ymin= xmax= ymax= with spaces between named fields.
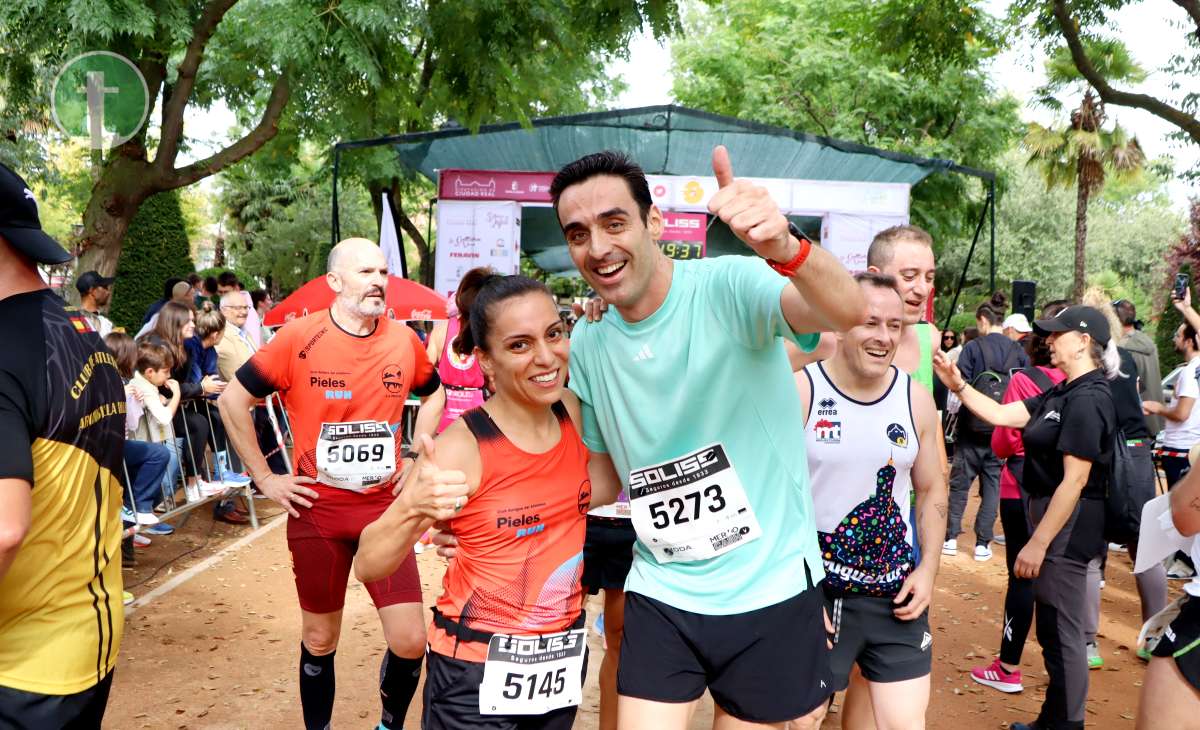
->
xmin=406 ymin=42 xmax=437 ymax=133
xmin=166 ymin=72 xmax=290 ymax=189
xmin=1171 ymin=0 xmax=1200 ymax=39
xmin=1054 ymin=0 xmax=1200 ymax=145
xmin=156 ymin=0 xmax=241 ymax=169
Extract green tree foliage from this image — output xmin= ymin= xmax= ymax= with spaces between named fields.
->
xmin=109 ymin=191 xmax=195 ymax=332
xmin=234 ymin=176 xmax=376 ymax=297
xmin=1008 ymin=0 xmax=1200 ymax=170
xmin=935 ymin=148 xmax=1182 ymax=326
xmin=671 ymin=0 xmax=1023 ymax=244
xmin=0 ymin=0 xmax=680 ymax=276
xmin=1024 ymin=43 xmax=1146 ymax=300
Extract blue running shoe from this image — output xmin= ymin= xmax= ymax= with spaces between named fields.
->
xmin=143 ymin=522 xmax=175 ymax=536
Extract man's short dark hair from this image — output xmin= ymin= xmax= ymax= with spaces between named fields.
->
xmin=854 ymin=271 xmax=899 ymax=291
xmin=203 ymin=276 xmax=219 ymax=295
xmin=1113 ymin=299 xmax=1137 ymax=327
xmin=867 ymin=225 xmax=933 ymax=269
xmin=250 ymin=289 xmax=268 ymax=309
xmin=1185 ymin=323 xmax=1199 ymax=350
xmin=550 ymin=151 xmax=652 ymax=225
xmin=186 ymin=273 xmax=201 ymax=287
xmin=217 ymin=271 xmax=240 ymax=289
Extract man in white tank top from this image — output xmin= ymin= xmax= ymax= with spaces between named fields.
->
xmin=795 ymin=272 xmax=947 ymax=729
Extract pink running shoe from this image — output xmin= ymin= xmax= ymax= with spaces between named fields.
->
xmin=971 ymin=658 xmax=1023 ymax=693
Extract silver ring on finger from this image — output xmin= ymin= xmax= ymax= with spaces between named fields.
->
xmin=453 ymin=496 xmax=463 ymax=512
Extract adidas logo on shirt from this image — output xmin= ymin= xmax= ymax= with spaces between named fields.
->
xmin=633 ymin=344 xmax=654 ymax=362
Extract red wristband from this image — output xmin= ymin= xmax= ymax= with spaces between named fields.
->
xmin=766 ymin=235 xmax=813 ymax=278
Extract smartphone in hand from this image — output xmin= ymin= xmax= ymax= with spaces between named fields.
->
xmin=1175 ymin=272 xmax=1190 ymax=301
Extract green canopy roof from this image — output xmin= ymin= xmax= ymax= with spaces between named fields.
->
xmin=389 ymin=105 xmax=979 ymax=184
xmin=334 ymin=105 xmax=993 ymax=275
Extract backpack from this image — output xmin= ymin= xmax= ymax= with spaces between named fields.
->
xmin=1104 ymin=430 xmax=1140 ymax=544
xmin=959 ymin=340 xmax=1023 ymax=437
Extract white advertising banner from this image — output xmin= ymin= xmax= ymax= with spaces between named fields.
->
xmin=821 ymin=213 xmax=909 ymax=274
xmin=435 ymin=200 xmax=521 ymax=300
xmin=644 ymin=175 xmax=909 ymax=217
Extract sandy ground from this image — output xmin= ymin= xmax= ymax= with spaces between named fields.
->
xmin=106 ymin=491 xmax=1168 ymax=729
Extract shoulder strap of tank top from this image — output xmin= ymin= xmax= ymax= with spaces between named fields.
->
xmin=460 ymin=403 xmax=572 ymax=445
xmin=460 ymin=406 xmax=499 ymax=443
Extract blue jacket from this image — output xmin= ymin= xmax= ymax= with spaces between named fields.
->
xmin=185 ymin=336 xmax=219 ymax=386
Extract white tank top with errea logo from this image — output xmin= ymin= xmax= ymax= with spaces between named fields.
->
xmin=804 ymin=362 xmax=918 ymax=597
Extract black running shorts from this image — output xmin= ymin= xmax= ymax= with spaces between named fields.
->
xmin=0 ymin=670 xmax=113 ymax=730
xmin=581 ymin=516 xmax=636 ymax=595
xmin=422 ymin=650 xmax=584 ymax=730
xmin=824 ymin=591 xmax=933 ymax=690
xmin=617 ymin=586 xmax=833 ymax=723
xmin=1152 ymin=594 xmax=1200 ymax=691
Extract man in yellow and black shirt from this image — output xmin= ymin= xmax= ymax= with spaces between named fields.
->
xmin=0 ymin=163 xmax=127 ymax=728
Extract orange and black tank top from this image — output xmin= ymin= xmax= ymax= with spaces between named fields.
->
xmin=429 ymin=401 xmax=591 ymax=662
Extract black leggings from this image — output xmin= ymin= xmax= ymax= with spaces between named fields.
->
xmin=173 ymin=404 xmax=211 ymax=478
xmin=998 ymin=496 xmax=1035 ymax=666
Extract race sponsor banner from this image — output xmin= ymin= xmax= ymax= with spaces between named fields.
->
xmin=658 ymin=211 xmax=707 ymax=260
xmin=434 ymin=200 xmax=521 ymax=300
xmin=438 ymin=169 xmax=555 ymax=202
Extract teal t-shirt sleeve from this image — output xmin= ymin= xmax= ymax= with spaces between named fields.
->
xmin=568 ymin=326 xmax=608 ymax=454
xmin=708 ymin=256 xmax=818 ymax=351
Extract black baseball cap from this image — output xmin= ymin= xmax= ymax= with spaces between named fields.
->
xmin=75 ymin=271 xmax=116 ymax=294
xmin=0 ymin=162 xmax=72 ymax=265
xmin=1032 ymin=305 xmax=1111 ymax=347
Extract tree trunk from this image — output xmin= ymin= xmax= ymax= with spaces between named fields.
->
xmin=1073 ymin=179 xmax=1090 ymax=302
xmin=76 ymin=151 xmax=158 ymax=277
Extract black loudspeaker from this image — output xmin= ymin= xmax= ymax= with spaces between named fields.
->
xmin=1013 ymin=280 xmax=1037 ymax=321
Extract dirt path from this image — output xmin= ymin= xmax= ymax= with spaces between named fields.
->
xmin=108 ymin=494 xmax=1166 ymax=729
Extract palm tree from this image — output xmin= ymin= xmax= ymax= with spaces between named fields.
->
xmin=1023 ymin=43 xmax=1147 ymax=301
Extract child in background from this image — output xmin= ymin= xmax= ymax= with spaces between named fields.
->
xmin=127 ymin=340 xmax=204 ymax=503
xmin=105 ymin=333 xmax=172 ymax=527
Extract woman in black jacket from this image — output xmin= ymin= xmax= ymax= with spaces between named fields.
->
xmin=934 ymin=305 xmax=1119 ymax=730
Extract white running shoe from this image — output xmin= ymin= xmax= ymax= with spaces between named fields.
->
xmin=994 ymin=534 xmax=1006 ymax=546
xmin=942 ymin=539 xmax=958 ymax=556
xmin=975 ymin=545 xmax=993 ymax=561
xmin=135 ymin=511 xmax=160 ymax=526
xmin=132 ymin=533 xmax=152 ymax=547
xmin=197 ymin=479 xmax=226 ymax=498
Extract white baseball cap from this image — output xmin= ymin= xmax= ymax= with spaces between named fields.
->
xmin=1002 ymin=313 xmax=1032 ymax=333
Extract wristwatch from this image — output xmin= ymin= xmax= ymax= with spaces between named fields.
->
xmin=765 ymin=222 xmax=814 ymax=277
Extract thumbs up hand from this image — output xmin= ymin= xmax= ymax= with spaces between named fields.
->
xmin=707 ymin=145 xmax=796 ymax=263
xmin=398 ymin=434 xmax=471 ymax=522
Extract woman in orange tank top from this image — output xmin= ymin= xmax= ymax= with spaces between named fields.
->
xmin=357 ymin=271 xmax=619 ymax=729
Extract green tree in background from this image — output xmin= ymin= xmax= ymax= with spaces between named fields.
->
xmin=1009 ymin=0 xmax=1200 ymax=173
xmin=934 ymin=148 xmax=1181 ymax=326
xmin=0 ymin=0 xmax=680 ymax=280
xmin=1023 ymin=43 xmax=1146 ymax=301
xmin=109 ymin=191 xmax=195 ymax=332
xmin=671 ymin=0 xmax=1023 ymax=246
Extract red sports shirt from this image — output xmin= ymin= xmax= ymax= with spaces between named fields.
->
xmin=236 ymin=311 xmax=438 ymax=491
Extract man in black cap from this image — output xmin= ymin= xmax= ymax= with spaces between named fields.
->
xmin=0 ymin=162 xmax=127 ymax=729
xmin=76 ymin=270 xmax=116 ymax=337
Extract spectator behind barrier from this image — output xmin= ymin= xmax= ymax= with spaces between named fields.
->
xmin=105 ymin=333 xmax=172 ymax=527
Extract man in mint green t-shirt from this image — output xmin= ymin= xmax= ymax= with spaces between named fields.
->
xmin=553 ymin=148 xmax=865 ymax=729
